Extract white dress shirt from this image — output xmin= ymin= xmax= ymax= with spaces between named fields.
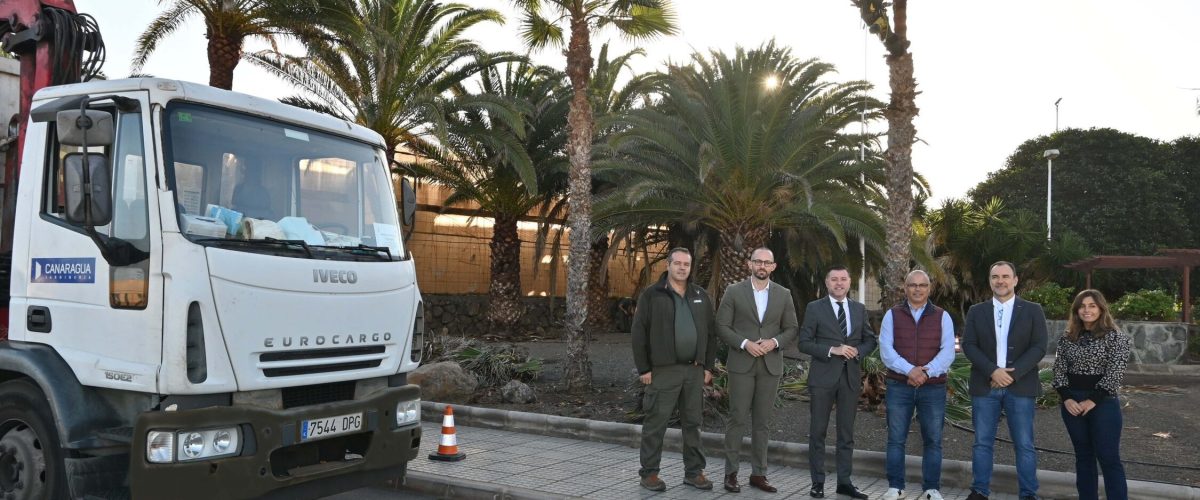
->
xmin=993 ymin=296 xmax=1015 ymax=368
xmin=828 ymin=295 xmax=851 ymax=337
xmin=739 ymin=280 xmax=779 ymax=350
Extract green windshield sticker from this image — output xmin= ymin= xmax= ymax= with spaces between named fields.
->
xmin=177 ymin=112 xmax=192 ymax=123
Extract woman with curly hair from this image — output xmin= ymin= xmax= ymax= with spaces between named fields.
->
xmin=1051 ymin=289 xmax=1133 ymax=500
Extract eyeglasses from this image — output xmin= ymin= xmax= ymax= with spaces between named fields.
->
xmin=905 ymin=283 xmax=930 ymax=289
xmin=750 ymin=260 xmax=775 ymax=266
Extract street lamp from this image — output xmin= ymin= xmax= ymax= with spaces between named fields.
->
xmin=1043 ymin=149 xmax=1060 ymax=240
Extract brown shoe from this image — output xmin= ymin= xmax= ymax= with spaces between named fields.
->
xmin=640 ymin=474 xmax=666 ymax=491
xmin=724 ymin=473 xmax=741 ymax=492
xmin=683 ymin=473 xmax=714 ymax=490
xmin=749 ymin=475 xmax=778 ymax=493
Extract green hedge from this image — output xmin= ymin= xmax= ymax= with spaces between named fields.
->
xmin=1112 ymin=289 xmax=1177 ymax=321
xmin=1022 ymin=282 xmax=1074 ymax=320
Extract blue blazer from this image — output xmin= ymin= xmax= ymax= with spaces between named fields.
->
xmin=961 ymin=297 xmax=1048 ymax=397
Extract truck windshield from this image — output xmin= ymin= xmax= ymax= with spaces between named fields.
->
xmin=161 ymin=102 xmax=403 ymax=261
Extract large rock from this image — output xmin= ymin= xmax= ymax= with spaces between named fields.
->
xmin=501 ymin=380 xmax=536 ymax=404
xmin=410 ymin=362 xmax=478 ymax=403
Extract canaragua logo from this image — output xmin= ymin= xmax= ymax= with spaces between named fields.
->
xmin=31 ymin=258 xmax=96 ymax=284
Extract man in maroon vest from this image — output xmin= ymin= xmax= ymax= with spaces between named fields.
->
xmin=879 ymin=270 xmax=956 ymax=500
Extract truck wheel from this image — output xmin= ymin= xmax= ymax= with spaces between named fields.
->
xmin=0 ymin=379 xmax=68 ymax=500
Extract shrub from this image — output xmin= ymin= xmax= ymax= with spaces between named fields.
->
xmin=1022 ymin=282 xmax=1074 ymax=320
xmin=1112 ymin=289 xmax=1178 ymax=321
xmin=424 ymin=334 xmax=543 ymax=386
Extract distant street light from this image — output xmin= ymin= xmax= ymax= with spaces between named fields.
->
xmin=1054 ymin=97 xmax=1062 ymax=132
xmin=1044 ymin=149 xmax=1060 ymax=240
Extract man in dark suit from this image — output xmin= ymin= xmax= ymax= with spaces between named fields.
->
xmin=961 ymin=261 xmax=1047 ymax=500
xmin=798 ymin=266 xmax=877 ymax=499
xmin=715 ymin=248 xmax=799 ymax=493
xmin=632 ymin=247 xmax=717 ymax=492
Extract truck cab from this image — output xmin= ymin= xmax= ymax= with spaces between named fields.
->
xmin=0 ymin=78 xmax=424 ymax=499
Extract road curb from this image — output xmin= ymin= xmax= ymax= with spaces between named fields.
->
xmin=421 ymin=402 xmax=1200 ymax=500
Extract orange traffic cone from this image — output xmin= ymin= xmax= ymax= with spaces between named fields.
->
xmin=428 ymin=405 xmax=466 ymax=461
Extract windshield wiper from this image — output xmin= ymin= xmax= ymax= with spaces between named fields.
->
xmin=193 ymin=237 xmax=314 ymax=258
xmin=309 ymin=243 xmax=393 ymax=261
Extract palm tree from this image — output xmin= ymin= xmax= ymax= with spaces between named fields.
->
xmin=133 ymin=0 xmax=322 ymax=90
xmin=583 ymin=44 xmax=660 ymax=331
xmin=597 ymin=42 xmax=886 ymax=298
xmin=513 ymin=0 xmax=678 ymax=391
xmin=245 ymin=0 xmax=515 ymax=159
xmin=405 ymin=58 xmax=570 ymax=336
xmin=853 ymin=0 xmax=919 ymax=306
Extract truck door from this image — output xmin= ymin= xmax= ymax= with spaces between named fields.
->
xmin=20 ymin=92 xmax=161 ymax=393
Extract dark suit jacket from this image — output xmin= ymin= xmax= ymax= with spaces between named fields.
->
xmin=631 ymin=274 xmax=718 ymax=375
xmin=797 ymin=297 xmax=877 ymax=390
xmin=715 ymin=279 xmax=799 ymax=376
xmin=961 ymin=296 xmax=1048 ymax=397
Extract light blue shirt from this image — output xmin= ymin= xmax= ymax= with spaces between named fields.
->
xmin=993 ymin=297 xmax=1015 ymax=368
xmin=879 ymin=301 xmax=956 ymax=377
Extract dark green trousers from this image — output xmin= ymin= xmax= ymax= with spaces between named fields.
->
xmin=639 ymin=363 xmax=706 ymax=478
xmin=724 ymin=357 xmax=780 ymax=475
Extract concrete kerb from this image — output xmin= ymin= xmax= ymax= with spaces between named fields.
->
xmin=421 ymin=401 xmax=1200 ymax=500
xmin=406 ymin=470 xmax=585 ymax=500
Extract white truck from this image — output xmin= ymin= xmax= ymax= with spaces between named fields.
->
xmin=0 ymin=76 xmax=426 ymax=498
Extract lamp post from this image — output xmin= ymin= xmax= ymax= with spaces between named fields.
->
xmin=1043 ymin=149 xmax=1060 ymax=240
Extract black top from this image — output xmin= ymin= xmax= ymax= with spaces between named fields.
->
xmin=1051 ymin=328 xmax=1133 ymax=403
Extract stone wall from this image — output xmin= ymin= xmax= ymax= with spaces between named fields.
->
xmin=1046 ymin=319 xmax=1191 ymax=365
xmin=424 ymin=294 xmax=630 ymax=338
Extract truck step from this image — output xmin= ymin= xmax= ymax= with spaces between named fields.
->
xmin=95 ymin=426 xmax=134 ymax=443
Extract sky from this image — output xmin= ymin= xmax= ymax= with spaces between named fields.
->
xmin=73 ymin=0 xmax=1200 ymax=203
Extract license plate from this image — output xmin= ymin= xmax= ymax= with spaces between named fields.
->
xmin=300 ymin=412 xmax=363 ymax=442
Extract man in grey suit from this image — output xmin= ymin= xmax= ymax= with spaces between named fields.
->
xmin=798 ymin=266 xmax=877 ymax=499
xmin=716 ymin=248 xmax=799 ymax=493
xmin=962 ymin=261 xmax=1047 ymax=500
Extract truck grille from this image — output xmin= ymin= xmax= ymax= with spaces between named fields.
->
xmin=258 ymin=346 xmax=387 ymax=378
xmin=281 ymin=381 xmax=356 ymax=409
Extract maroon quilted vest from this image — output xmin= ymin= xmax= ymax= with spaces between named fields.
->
xmin=887 ymin=302 xmax=948 ymax=384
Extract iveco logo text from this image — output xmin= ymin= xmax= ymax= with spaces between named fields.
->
xmin=314 ymin=269 xmax=357 ymax=283
xmin=264 ymin=332 xmax=391 ymax=348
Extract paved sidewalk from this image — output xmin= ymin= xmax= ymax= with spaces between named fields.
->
xmin=406 ymin=404 xmax=1200 ymax=500
xmin=408 ymin=421 xmax=1020 ymax=500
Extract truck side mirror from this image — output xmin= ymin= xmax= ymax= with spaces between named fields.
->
xmin=63 ymin=153 xmax=112 ymax=225
xmin=401 ymin=178 xmax=416 ymax=227
xmin=56 ymin=109 xmax=114 ymax=226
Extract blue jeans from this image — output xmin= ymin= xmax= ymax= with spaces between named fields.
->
xmin=971 ymin=388 xmax=1038 ymax=497
xmin=885 ymin=379 xmax=946 ymax=491
xmin=1061 ymin=389 xmax=1127 ymax=500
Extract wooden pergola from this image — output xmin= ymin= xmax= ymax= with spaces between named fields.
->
xmin=1065 ymin=249 xmax=1200 ymax=324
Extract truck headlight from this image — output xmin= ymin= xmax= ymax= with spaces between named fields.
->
xmin=144 ymin=427 xmax=242 ymax=463
xmin=176 ymin=427 xmax=241 ymax=462
xmin=146 ymin=431 xmax=175 ymax=464
xmin=396 ymin=399 xmax=420 ymax=426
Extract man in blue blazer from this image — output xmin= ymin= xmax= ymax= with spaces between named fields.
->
xmin=961 ymin=261 xmax=1048 ymax=500
xmin=798 ymin=266 xmax=877 ymax=499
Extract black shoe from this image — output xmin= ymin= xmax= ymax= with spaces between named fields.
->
xmin=835 ymin=484 xmax=868 ymax=499
xmin=966 ymin=491 xmax=988 ymax=500
xmin=810 ymin=483 xmax=824 ymax=498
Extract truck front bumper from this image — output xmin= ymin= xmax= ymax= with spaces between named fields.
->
xmin=129 ymin=384 xmax=421 ymax=500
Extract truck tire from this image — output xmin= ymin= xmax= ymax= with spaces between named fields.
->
xmin=0 ymin=379 xmax=69 ymax=500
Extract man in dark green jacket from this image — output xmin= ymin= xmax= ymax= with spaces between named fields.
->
xmin=632 ymin=247 xmax=717 ymax=492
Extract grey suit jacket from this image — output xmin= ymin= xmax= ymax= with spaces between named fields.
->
xmin=797 ymin=297 xmax=878 ymax=390
xmin=716 ymin=279 xmax=799 ymax=376
xmin=961 ymin=296 xmax=1048 ymax=397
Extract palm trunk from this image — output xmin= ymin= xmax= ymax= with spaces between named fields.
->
xmin=562 ymin=13 xmax=595 ymax=392
xmin=584 ymin=235 xmax=612 ymax=331
xmin=716 ymin=225 xmax=770 ymax=299
xmin=488 ymin=213 xmax=524 ymax=336
xmin=206 ymin=29 xmax=241 ymax=90
xmin=881 ymin=0 xmax=917 ymax=307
